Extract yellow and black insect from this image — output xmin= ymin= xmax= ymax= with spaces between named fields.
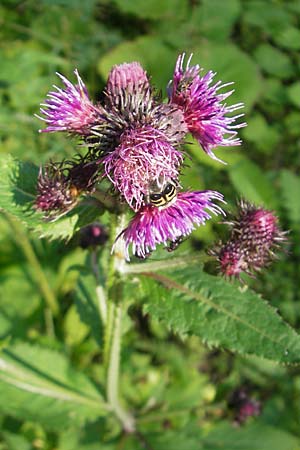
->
xmin=147 ymin=179 xmax=178 ymax=208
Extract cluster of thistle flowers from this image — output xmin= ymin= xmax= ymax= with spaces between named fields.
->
xmin=36 ymin=53 xmax=247 ymax=260
xmin=210 ymin=200 xmax=287 ymax=279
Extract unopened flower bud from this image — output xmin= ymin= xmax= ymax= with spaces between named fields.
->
xmin=79 ymin=223 xmax=108 ymax=249
xmin=210 ymin=200 xmax=287 ymax=278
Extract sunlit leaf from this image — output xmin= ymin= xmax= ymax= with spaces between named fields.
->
xmin=0 ymin=342 xmax=107 ymax=431
xmin=228 ymin=159 xmax=279 ymax=209
xmin=140 ymin=266 xmax=300 ymax=364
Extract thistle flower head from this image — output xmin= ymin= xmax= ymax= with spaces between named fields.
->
xmin=35 ymin=162 xmax=78 ymax=219
xmin=168 ymin=53 xmax=246 ymax=162
xmin=210 ymin=200 xmax=287 ymax=278
xmin=36 ymin=156 xmax=100 ymax=220
xmin=117 ymin=190 xmax=225 ymax=260
xmin=102 ymin=126 xmax=184 ymax=211
xmin=37 ymin=70 xmax=103 ymax=134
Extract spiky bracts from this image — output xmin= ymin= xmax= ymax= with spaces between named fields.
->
xmin=36 ymin=55 xmax=245 ymax=256
xmin=210 ymin=200 xmax=287 ymax=278
xmin=35 ymin=157 xmax=99 ymax=220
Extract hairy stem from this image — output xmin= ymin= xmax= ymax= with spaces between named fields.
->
xmin=104 ymin=213 xmax=135 ymax=432
xmin=106 ymin=302 xmax=135 ymax=433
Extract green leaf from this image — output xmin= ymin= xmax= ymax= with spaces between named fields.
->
xmin=254 ymin=44 xmax=294 ymax=79
xmin=74 ymin=272 xmax=104 ymax=346
xmin=243 ymin=2 xmax=292 ymax=37
xmin=1 ymin=432 xmax=32 ymax=450
xmin=0 ymin=342 xmax=107 ymax=431
xmin=0 ymin=154 xmax=101 ymax=241
xmin=242 ymin=113 xmax=280 ymax=154
xmin=287 ymin=81 xmax=300 ymax=108
xmin=140 ymin=267 xmax=300 ymax=364
xmin=228 ymin=159 xmax=278 ymax=209
xmin=202 ymin=422 xmax=300 ymax=450
xmin=274 ymin=26 xmax=300 ymax=50
xmin=113 ymin=0 xmax=187 ymax=20
xmin=189 ymin=0 xmax=241 ymax=41
xmin=279 ymin=170 xmax=300 ymax=224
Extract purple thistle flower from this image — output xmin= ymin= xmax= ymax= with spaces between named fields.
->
xmin=168 ymin=53 xmax=246 ymax=162
xmin=102 ymin=126 xmax=184 ymax=211
xmin=35 ymin=162 xmax=78 ymax=219
xmin=37 ymin=70 xmax=103 ymax=134
xmin=35 ymin=157 xmax=100 ymax=220
xmin=117 ymin=191 xmax=225 ymax=260
xmin=210 ymin=200 xmax=287 ymax=278
xmin=228 ymin=388 xmax=261 ymax=425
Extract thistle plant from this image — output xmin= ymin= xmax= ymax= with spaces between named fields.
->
xmin=0 ymin=52 xmax=299 ymax=448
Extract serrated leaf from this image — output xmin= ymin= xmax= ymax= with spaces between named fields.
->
xmin=139 ymin=267 xmax=300 ymax=364
xmin=228 ymin=159 xmax=278 ymax=209
xmin=279 ymin=169 xmax=300 ymax=224
xmin=0 ymin=342 xmax=107 ymax=431
xmin=0 ymin=153 xmax=102 ymax=241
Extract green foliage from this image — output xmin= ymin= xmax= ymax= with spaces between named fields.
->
xmin=279 ymin=170 xmax=300 ymax=224
xmin=0 ymin=342 xmax=107 ymax=431
xmin=201 ymin=422 xmax=300 ymax=450
xmin=0 ymin=153 xmax=102 ymax=241
xmin=1 ymin=0 xmax=300 ymax=448
xmin=140 ymin=267 xmax=300 ymax=364
xmin=228 ymin=159 xmax=278 ymax=209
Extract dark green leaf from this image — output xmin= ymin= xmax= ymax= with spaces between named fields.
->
xmin=0 ymin=342 xmax=107 ymax=431
xmin=279 ymin=170 xmax=300 ymax=223
xmin=140 ymin=267 xmax=300 ymax=364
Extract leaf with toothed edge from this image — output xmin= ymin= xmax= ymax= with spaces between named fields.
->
xmin=138 ymin=266 xmax=300 ymax=364
xmin=0 ymin=153 xmax=103 ymax=241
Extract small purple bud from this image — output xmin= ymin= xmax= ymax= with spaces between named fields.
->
xmin=79 ymin=223 xmax=108 ymax=249
xmin=228 ymin=388 xmax=261 ymax=425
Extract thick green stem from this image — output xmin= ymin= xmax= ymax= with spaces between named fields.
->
xmin=104 ymin=213 xmax=135 ymax=432
xmin=106 ymin=303 xmax=135 ymax=433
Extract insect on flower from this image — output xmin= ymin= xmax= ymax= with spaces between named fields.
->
xmin=146 ymin=178 xmax=178 ymax=208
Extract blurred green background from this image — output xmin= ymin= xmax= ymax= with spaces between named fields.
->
xmin=1 ymin=0 xmax=300 ymax=449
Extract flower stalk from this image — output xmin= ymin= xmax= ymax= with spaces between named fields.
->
xmin=101 ymin=214 xmax=135 ymax=432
